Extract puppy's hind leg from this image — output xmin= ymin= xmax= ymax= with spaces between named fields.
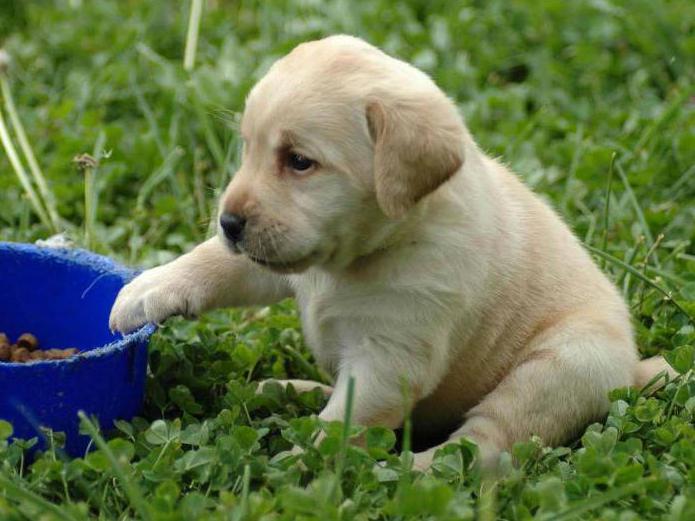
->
xmin=413 ymin=312 xmax=638 ymax=471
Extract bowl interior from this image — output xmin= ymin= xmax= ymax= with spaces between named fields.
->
xmin=0 ymin=244 xmax=131 ymax=352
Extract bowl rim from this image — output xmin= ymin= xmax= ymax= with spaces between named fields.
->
xmin=0 ymin=241 xmax=155 ymax=369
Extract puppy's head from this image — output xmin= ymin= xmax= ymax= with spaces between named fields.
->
xmin=219 ymin=35 xmax=465 ymax=273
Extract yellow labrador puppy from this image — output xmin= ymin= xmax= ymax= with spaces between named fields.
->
xmin=110 ymin=35 xmax=673 ymax=470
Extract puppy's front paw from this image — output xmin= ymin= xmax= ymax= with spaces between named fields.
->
xmin=109 ymin=265 xmax=202 ymax=333
xmin=411 ymin=450 xmax=434 ymax=472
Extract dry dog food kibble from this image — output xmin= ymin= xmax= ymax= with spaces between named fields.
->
xmin=16 ymin=333 xmax=39 ymax=350
xmin=0 ymin=332 xmax=79 ymax=363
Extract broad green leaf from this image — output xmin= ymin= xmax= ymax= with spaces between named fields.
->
xmin=0 ymin=420 xmax=12 ymax=441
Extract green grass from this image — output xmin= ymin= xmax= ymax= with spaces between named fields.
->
xmin=1 ymin=0 xmax=694 ymax=519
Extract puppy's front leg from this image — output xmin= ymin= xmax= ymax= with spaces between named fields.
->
xmin=319 ymin=368 xmax=406 ymax=432
xmin=110 ymin=237 xmax=292 ymax=333
xmin=317 ymin=337 xmax=446 ymax=438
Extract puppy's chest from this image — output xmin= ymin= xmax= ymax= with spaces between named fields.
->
xmin=291 ymin=273 xmax=385 ymax=370
xmin=290 ymin=269 xmax=466 ymax=374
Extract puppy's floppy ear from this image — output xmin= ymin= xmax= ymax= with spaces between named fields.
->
xmin=367 ymin=90 xmax=464 ymax=218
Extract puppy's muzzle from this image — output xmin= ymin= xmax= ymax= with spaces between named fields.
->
xmin=219 ymin=212 xmax=247 ymax=245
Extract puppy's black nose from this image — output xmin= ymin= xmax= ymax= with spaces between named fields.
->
xmin=219 ymin=213 xmax=246 ymax=244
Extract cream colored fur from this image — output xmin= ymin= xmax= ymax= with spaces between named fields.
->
xmin=110 ymin=35 xmax=674 ymax=471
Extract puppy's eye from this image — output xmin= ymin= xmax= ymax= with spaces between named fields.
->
xmin=287 ymin=152 xmax=315 ymax=173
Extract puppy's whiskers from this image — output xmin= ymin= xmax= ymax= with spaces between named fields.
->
xmin=254 ymin=230 xmax=269 ymax=263
xmin=267 ymin=222 xmax=288 ymax=264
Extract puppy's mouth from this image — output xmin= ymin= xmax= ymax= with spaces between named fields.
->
xmin=245 ymin=251 xmax=318 ymax=273
xmin=218 ymin=228 xmax=319 ymax=273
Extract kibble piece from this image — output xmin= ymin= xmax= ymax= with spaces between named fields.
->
xmin=17 ymin=333 xmax=39 ymax=351
xmin=11 ymin=347 xmax=31 ymax=363
xmin=44 ymin=349 xmax=62 ymax=360
xmin=0 ymin=332 xmax=80 ymax=363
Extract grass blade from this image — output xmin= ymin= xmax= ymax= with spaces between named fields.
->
xmin=0 ymin=74 xmax=61 ymax=231
xmin=600 ymin=152 xmax=616 ymax=269
xmin=478 ymin=479 xmax=499 ymax=521
xmin=618 ymin=235 xmax=644 ymax=293
xmin=136 ymin=146 xmax=185 ymax=211
xmin=666 ymin=164 xmax=695 ymax=200
xmin=73 ymin=133 xmax=104 ymax=252
xmin=586 ymin=244 xmax=694 ymax=323
xmin=0 ymin=105 xmax=52 ymax=230
xmin=0 ymin=474 xmax=83 ymax=521
xmin=633 ymin=87 xmax=692 ymax=152
xmin=78 ymin=412 xmax=152 ymax=521
xmin=615 ymin=161 xmax=659 ymax=267
xmin=336 ymin=376 xmax=355 ymax=479
xmin=130 ymin=74 xmax=166 ymax=158
xmin=183 ymin=0 xmax=204 ymax=72
xmin=545 ymin=479 xmax=647 ymax=521
xmin=191 ymin=94 xmax=226 ymax=172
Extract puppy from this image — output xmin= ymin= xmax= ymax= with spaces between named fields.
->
xmin=110 ymin=35 xmax=673 ymax=470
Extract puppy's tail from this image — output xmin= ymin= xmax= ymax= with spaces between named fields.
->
xmin=634 ymin=355 xmax=678 ymax=390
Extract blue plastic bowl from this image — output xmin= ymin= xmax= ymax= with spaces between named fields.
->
xmin=0 ymin=242 xmax=154 ymax=456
